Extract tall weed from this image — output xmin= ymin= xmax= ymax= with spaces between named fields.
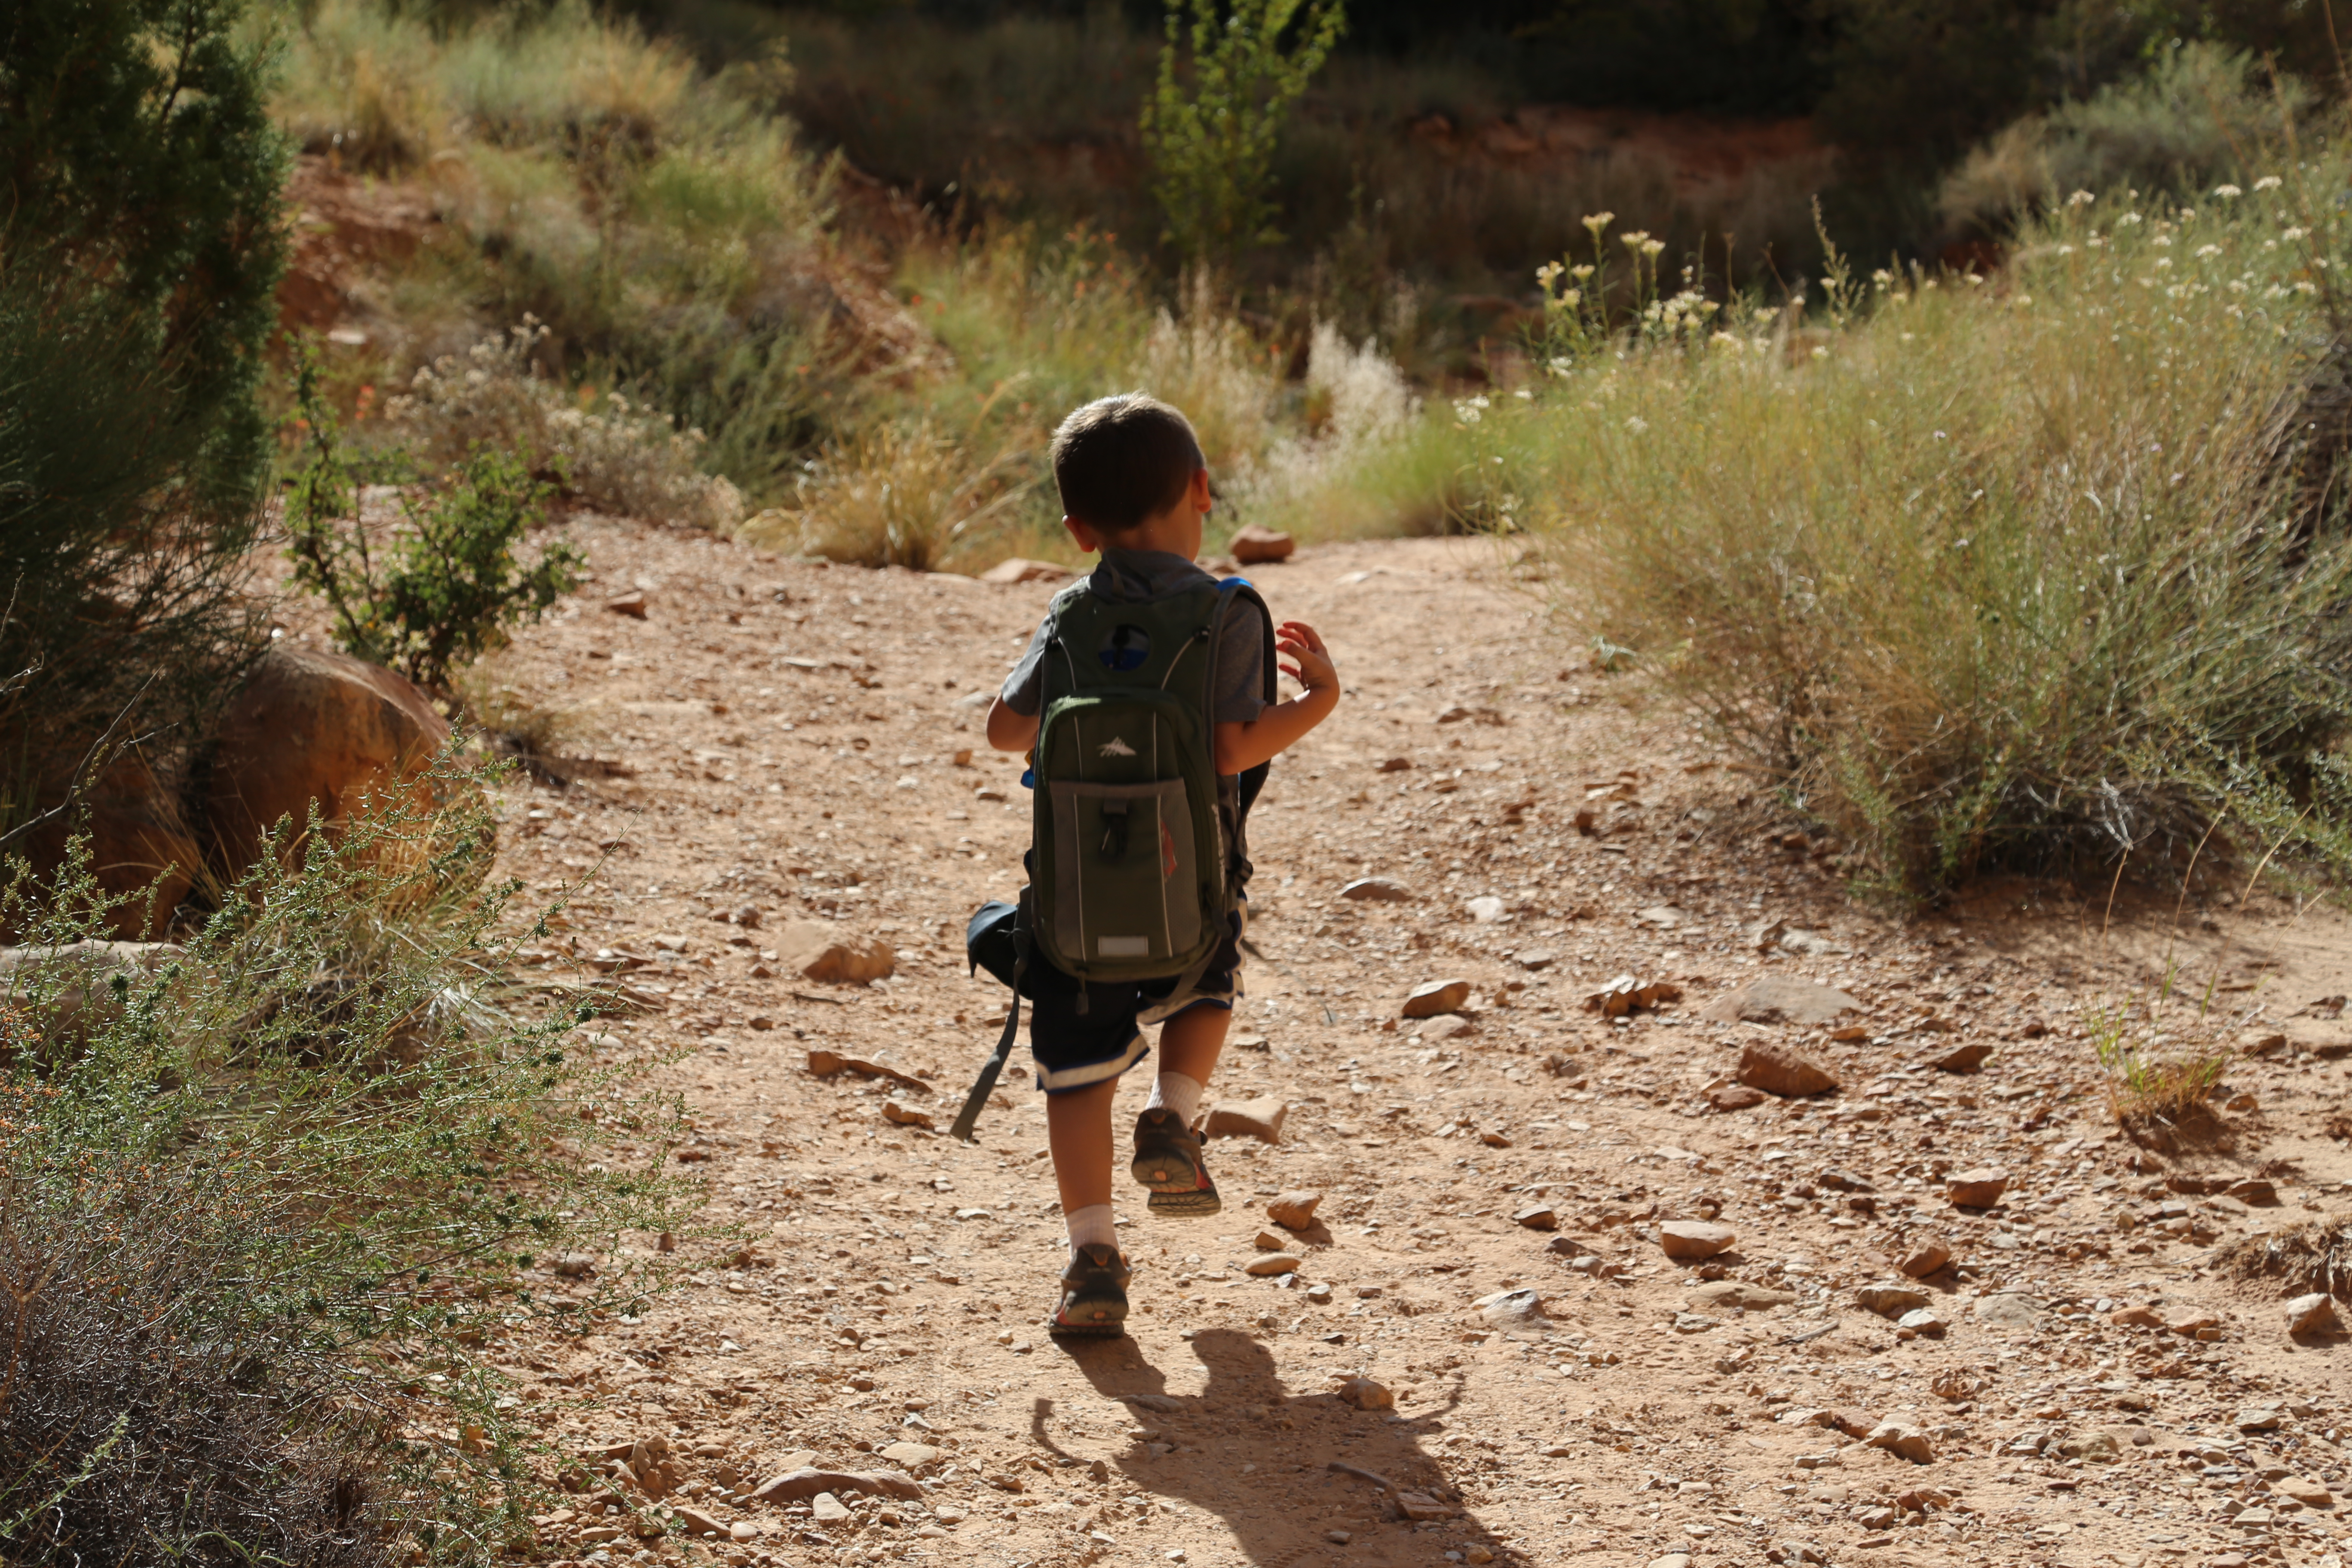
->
xmin=389 ymin=319 xmax=746 ymax=530
xmin=1522 ymin=156 xmax=2352 ymax=895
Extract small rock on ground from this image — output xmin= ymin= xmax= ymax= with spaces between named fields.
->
xmin=1402 ymin=978 xmax=1471 ymax=1017
xmin=1267 ymin=1189 xmax=1324 ymax=1229
xmin=1659 ymin=1220 xmax=1737 ymax=1260
xmin=1229 ymin=524 xmax=1296 ymax=564
xmin=1205 ymin=1096 xmax=1289 ymax=1142
xmin=1688 ymin=1280 xmax=1795 ymax=1311
xmin=2287 ymin=1292 xmax=2340 ymax=1335
xmin=1898 ymin=1240 xmax=1953 ymax=1277
xmin=1735 ymin=1042 xmax=1839 ymax=1098
xmin=1696 ymin=975 xmax=1860 ymax=1026
xmin=1946 ymin=1167 xmax=2010 ymax=1207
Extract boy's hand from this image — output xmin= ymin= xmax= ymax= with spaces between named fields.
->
xmin=1276 ymin=620 xmax=1338 ymax=694
xmin=1211 ymin=619 xmax=1340 ymax=773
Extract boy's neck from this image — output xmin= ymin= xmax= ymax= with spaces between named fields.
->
xmin=1096 ymin=518 xmax=1199 ymax=558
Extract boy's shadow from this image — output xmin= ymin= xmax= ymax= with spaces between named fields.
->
xmin=1041 ymin=1328 xmax=1504 ymax=1567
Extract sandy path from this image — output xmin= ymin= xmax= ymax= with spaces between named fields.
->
xmin=409 ymin=519 xmax=2352 ymax=1568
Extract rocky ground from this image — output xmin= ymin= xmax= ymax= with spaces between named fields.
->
xmin=354 ymin=520 xmax=2352 ymax=1568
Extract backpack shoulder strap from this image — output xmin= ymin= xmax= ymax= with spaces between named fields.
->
xmin=1210 ymin=576 xmax=1279 ymax=712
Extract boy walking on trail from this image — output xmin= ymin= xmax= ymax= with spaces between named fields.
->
xmin=983 ymin=392 xmax=1340 ymax=1336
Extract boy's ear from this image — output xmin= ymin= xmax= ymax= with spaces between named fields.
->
xmin=1062 ymin=514 xmax=1104 ymax=554
xmin=1189 ymin=466 xmax=1212 ymax=513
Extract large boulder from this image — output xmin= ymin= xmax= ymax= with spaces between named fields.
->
xmin=16 ymin=748 xmax=202 ymax=937
xmin=200 ymin=646 xmax=451 ymax=881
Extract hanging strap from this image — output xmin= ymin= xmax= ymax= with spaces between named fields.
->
xmin=951 ymin=946 xmax=1026 ymax=1143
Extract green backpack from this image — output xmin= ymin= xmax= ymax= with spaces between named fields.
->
xmin=1028 ymin=575 xmax=1274 ymax=983
xmin=947 ymin=573 xmax=1274 ymax=1143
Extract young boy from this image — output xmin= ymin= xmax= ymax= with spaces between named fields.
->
xmin=985 ymin=392 xmax=1340 ymax=1334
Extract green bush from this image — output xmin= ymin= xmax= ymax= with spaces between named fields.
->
xmin=389 ymin=319 xmax=746 ymax=530
xmin=1520 ymin=152 xmax=2352 ymax=896
xmin=1142 ymin=0 xmax=1347 ymax=267
xmin=286 ymin=355 xmax=585 ymax=698
xmin=1939 ymin=43 xmax=2313 ymax=238
xmin=0 ymin=0 xmax=287 ymax=511
xmin=0 ymin=1170 xmax=394 ymax=1568
xmin=271 ymin=0 xmax=845 ymax=505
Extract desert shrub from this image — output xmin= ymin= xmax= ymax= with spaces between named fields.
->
xmin=1 ymin=0 xmax=288 ymax=511
xmin=0 ymin=756 xmax=694 ymax=1562
xmin=1522 ymin=159 xmax=2352 ymax=896
xmin=0 ymin=1172 xmax=391 ymax=1568
xmin=1939 ymin=43 xmax=2313 ymax=239
xmin=811 ymin=233 xmax=1294 ymax=566
xmin=389 ymin=319 xmax=746 ymax=529
xmin=1232 ymin=318 xmax=1425 ymax=533
xmin=287 ymin=356 xmax=585 ymax=698
xmin=0 ymin=0 xmax=284 ymax=822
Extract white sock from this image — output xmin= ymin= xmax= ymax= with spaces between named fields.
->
xmin=1147 ymin=1071 xmax=1204 ymax=1127
xmin=1066 ymin=1204 xmax=1116 ymax=1254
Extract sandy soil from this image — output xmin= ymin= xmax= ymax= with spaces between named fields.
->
xmin=386 ymin=519 xmax=2352 ymax=1568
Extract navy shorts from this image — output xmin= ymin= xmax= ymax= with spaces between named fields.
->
xmin=1027 ymin=906 xmax=1244 ymax=1093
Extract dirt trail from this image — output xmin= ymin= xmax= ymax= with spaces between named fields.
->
xmin=416 ymin=520 xmax=2352 ymax=1568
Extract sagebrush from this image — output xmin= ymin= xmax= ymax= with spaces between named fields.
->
xmin=0 ymin=755 xmax=694 ymax=1563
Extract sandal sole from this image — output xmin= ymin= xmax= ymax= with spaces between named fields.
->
xmin=1146 ymin=1188 xmax=1222 ymax=1218
xmin=1049 ymin=1298 xmax=1130 ymax=1335
xmin=1047 ymin=1317 xmax=1130 ymax=1338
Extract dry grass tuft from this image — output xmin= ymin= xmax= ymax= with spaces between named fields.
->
xmin=2084 ymin=989 xmax=2238 ymax=1151
xmin=748 ymin=418 xmax=1041 ymax=573
xmin=1518 ymin=156 xmax=2352 ymax=897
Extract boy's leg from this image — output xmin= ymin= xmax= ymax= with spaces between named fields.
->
xmin=1155 ymin=1000 xmax=1231 ymax=1096
xmin=1045 ymin=1078 xmax=1117 ymax=1222
xmin=1043 ymin=1078 xmax=1132 ymax=1335
xmin=1130 ymin=999 xmax=1229 ymax=1217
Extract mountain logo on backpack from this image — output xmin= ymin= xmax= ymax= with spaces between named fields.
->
xmin=1098 ymin=736 xmax=1137 ymax=758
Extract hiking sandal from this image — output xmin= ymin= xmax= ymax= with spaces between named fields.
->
xmin=1130 ymin=1106 xmax=1222 ymax=1218
xmin=1048 ymin=1242 xmax=1132 ymax=1337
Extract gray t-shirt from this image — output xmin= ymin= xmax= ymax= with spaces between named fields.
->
xmin=998 ymin=549 xmax=1270 ymax=724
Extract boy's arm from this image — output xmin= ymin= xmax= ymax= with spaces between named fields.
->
xmin=986 ymin=696 xmax=1039 ymax=753
xmin=1213 ymin=619 xmax=1338 ymax=775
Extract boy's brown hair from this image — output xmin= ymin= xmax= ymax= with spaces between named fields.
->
xmin=1050 ymin=393 xmax=1206 ymax=534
